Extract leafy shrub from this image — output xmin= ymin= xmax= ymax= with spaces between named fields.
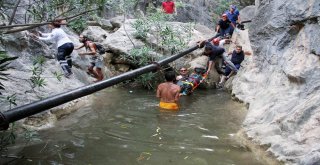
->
xmin=68 ymin=17 xmax=87 ymax=34
xmin=0 ymin=51 xmax=18 ymax=94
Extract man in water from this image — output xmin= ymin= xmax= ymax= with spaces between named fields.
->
xmin=157 ymin=71 xmax=181 ymax=110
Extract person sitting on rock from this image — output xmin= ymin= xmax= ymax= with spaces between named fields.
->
xmin=176 ymin=67 xmax=189 ymax=81
xmin=218 ymin=45 xmax=245 ymax=87
xmin=75 ymin=35 xmax=104 ymax=82
xmin=214 ymin=14 xmax=235 ymax=39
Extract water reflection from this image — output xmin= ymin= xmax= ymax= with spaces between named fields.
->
xmin=3 ymin=88 xmax=265 ymax=165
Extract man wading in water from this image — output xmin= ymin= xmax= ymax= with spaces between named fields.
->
xmin=157 ymin=71 xmax=181 ymax=110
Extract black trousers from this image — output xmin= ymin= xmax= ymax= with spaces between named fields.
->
xmin=57 ymin=42 xmax=74 ymax=74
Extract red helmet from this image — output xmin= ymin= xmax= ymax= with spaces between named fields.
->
xmin=212 ymin=38 xmax=220 ymax=46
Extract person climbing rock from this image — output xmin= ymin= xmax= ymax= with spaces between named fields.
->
xmin=211 ymin=37 xmax=231 ymax=47
xmin=197 ymin=40 xmax=238 ymax=76
xmin=162 ymin=0 xmax=176 ymax=15
xmin=75 ymin=35 xmax=104 ymax=82
xmin=31 ymin=20 xmax=74 ymax=78
xmin=218 ymin=45 xmax=245 ymax=87
xmin=211 ymin=37 xmax=230 ymax=74
xmin=157 ymin=71 xmax=181 ymax=110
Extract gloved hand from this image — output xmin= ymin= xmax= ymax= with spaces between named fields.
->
xmin=234 ymin=28 xmax=240 ymax=33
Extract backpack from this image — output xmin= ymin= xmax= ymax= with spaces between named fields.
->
xmin=94 ymin=43 xmax=106 ymax=55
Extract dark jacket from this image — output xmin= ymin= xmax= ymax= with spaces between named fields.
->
xmin=231 ymin=50 xmax=244 ymax=65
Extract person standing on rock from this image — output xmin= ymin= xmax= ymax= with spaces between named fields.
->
xmin=157 ymin=71 xmax=181 ymax=110
xmin=225 ymin=5 xmax=240 ymax=35
xmin=32 ymin=20 xmax=74 ymax=78
xmin=162 ymin=0 xmax=176 ymax=15
xmin=198 ymin=40 xmax=238 ymax=75
xmin=75 ymin=35 xmax=104 ymax=82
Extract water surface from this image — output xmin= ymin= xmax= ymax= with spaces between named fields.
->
xmin=5 ymin=88 xmax=265 ymax=165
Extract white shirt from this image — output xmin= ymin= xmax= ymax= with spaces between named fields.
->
xmin=38 ymin=28 xmax=72 ymax=48
xmin=219 ymin=39 xmax=226 ymax=47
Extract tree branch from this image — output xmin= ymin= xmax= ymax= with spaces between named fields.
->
xmin=1 ymin=9 xmax=97 ymax=34
xmin=8 ymin=0 xmax=21 ymax=25
xmin=54 ymin=7 xmax=76 ymax=20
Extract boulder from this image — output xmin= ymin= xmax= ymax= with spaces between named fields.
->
xmin=99 ymin=19 xmax=113 ymax=31
xmin=229 ymin=0 xmax=320 ymax=164
xmin=110 ymin=16 xmax=124 ymax=29
xmin=102 ymin=19 xmax=218 ymax=86
xmin=0 ymin=26 xmax=94 ymax=128
xmin=81 ymin=26 xmax=109 ymax=43
xmin=239 ymin=5 xmax=256 ymax=22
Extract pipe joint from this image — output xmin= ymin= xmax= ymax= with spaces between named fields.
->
xmin=151 ymin=62 xmax=161 ymax=73
xmin=0 ymin=112 xmax=9 ymax=131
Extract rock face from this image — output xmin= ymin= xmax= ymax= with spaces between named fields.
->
xmin=230 ymin=1 xmax=320 ymax=164
xmin=0 ymin=14 xmax=218 ymax=128
xmin=98 ymin=19 xmax=217 ymax=82
xmin=0 ymin=25 xmax=95 ymax=128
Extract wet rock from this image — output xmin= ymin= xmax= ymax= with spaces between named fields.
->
xmin=114 ymin=64 xmax=130 ymax=72
xmin=23 ymin=112 xmax=57 ymax=130
xmin=229 ymin=0 xmax=320 ymax=164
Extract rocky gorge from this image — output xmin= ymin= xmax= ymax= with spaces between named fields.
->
xmin=1 ymin=0 xmax=320 ymax=164
xmin=228 ymin=0 xmax=320 ymax=164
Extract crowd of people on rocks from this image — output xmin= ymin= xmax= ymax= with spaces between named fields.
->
xmin=28 ymin=0 xmax=177 ymax=82
xmin=157 ymin=2 xmax=248 ymax=111
xmin=30 ymin=19 xmax=104 ymax=82
xmin=27 ymin=1 xmax=247 ymax=111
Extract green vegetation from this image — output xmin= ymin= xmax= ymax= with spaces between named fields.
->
xmin=126 ymin=46 xmax=153 ymax=66
xmin=0 ymin=51 xmax=17 ymax=154
xmin=29 ymin=56 xmax=47 ymax=95
xmin=0 ymin=123 xmax=16 ymax=153
xmin=128 ymin=9 xmax=194 ymax=89
xmin=212 ymin=0 xmax=240 ymax=22
xmin=27 ymin=55 xmax=63 ymax=99
xmin=0 ymin=51 xmax=18 ymax=94
xmin=68 ymin=17 xmax=88 ymax=34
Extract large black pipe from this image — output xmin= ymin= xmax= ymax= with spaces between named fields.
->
xmin=0 ymin=45 xmax=199 ymax=130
